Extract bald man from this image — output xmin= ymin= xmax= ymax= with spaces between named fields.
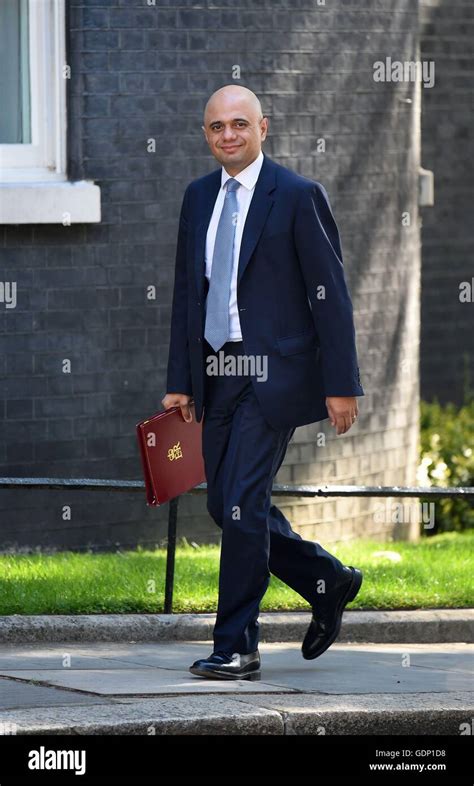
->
xmin=162 ymin=85 xmax=364 ymax=680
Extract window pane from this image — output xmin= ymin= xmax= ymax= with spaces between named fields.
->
xmin=0 ymin=0 xmax=31 ymax=144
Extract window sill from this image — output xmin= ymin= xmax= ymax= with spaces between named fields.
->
xmin=0 ymin=180 xmax=101 ymax=224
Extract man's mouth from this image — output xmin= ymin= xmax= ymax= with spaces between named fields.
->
xmin=221 ymin=146 xmax=241 ymax=152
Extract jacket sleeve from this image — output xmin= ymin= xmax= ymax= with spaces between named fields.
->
xmin=293 ymin=182 xmax=364 ymax=397
xmin=165 ymin=185 xmax=193 ymax=396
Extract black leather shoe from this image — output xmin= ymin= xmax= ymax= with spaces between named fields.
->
xmin=302 ymin=566 xmax=363 ymax=660
xmin=189 ymin=650 xmax=261 ymax=680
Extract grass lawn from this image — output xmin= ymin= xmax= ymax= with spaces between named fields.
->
xmin=0 ymin=531 xmax=472 ymax=616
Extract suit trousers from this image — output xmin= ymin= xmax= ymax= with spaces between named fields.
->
xmin=202 ymin=339 xmax=346 ymax=656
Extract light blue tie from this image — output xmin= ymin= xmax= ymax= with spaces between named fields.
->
xmin=204 ymin=178 xmax=241 ymax=352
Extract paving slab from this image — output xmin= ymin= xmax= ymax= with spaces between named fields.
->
xmin=0 ymin=642 xmax=471 ymax=697
xmin=0 ymin=641 xmax=294 ymax=695
xmin=0 ymin=668 xmax=294 ymax=695
xmin=0 ymin=640 xmax=471 ymax=735
xmin=0 ymin=677 xmax=114 ymax=710
xmin=0 ymin=641 xmax=211 ymax=671
xmin=248 ymin=642 xmax=474 ymax=694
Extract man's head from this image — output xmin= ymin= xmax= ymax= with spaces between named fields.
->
xmin=202 ymin=85 xmax=268 ymax=175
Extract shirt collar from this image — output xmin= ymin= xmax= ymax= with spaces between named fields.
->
xmin=221 ymin=150 xmax=264 ymax=192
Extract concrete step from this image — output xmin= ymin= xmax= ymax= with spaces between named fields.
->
xmin=1 ymin=609 xmax=473 ymax=644
xmin=1 ymin=692 xmax=472 ymax=735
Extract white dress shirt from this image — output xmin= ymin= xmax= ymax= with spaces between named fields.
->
xmin=205 ymin=150 xmax=264 ymax=341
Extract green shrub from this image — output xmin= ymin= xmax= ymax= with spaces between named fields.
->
xmin=418 ymin=398 xmax=474 ymax=533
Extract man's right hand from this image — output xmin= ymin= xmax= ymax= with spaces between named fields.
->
xmin=161 ymin=393 xmax=193 ymax=423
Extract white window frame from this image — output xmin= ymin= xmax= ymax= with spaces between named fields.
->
xmin=0 ymin=0 xmax=100 ymax=223
xmin=1 ymin=0 xmax=66 ymax=180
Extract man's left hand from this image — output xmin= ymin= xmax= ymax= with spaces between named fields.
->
xmin=326 ymin=396 xmax=359 ymax=435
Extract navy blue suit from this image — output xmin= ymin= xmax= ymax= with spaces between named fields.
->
xmin=166 ymin=153 xmax=364 ymax=656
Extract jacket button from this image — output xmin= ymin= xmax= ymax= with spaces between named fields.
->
xmin=197 ymin=338 xmax=201 ymax=342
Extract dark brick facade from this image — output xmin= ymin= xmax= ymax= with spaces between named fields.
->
xmin=0 ymin=0 xmax=423 ymax=550
xmin=419 ymin=0 xmax=474 ymax=405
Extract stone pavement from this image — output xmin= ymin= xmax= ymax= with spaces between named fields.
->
xmin=0 ymin=640 xmax=472 ymax=735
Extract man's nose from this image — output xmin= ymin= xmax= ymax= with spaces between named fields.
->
xmin=222 ymin=125 xmax=237 ymax=140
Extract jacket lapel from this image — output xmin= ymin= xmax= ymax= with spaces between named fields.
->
xmin=237 ymin=154 xmax=276 ymax=288
xmin=194 ymin=170 xmax=221 ymax=298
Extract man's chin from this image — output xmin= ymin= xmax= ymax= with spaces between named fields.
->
xmin=217 ymin=151 xmax=246 ymax=167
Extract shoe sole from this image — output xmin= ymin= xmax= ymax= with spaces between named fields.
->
xmin=302 ymin=566 xmax=363 ymax=660
xmin=189 ymin=666 xmax=261 ymax=680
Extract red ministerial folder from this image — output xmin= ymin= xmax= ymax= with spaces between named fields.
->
xmin=136 ymin=402 xmax=205 ymax=506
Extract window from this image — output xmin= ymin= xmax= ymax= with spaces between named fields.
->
xmin=0 ymin=0 xmax=100 ymax=223
xmin=0 ymin=0 xmax=66 ymax=181
xmin=0 ymin=0 xmax=32 ymax=147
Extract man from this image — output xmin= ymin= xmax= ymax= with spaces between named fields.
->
xmin=162 ymin=85 xmax=364 ymax=681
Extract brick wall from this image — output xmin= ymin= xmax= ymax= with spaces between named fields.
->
xmin=419 ymin=0 xmax=474 ymax=404
xmin=0 ymin=0 xmax=422 ymax=551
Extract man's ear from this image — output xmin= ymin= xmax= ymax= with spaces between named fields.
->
xmin=201 ymin=125 xmax=209 ymax=144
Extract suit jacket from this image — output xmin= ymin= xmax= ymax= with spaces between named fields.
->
xmin=166 ymin=152 xmax=364 ymax=430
